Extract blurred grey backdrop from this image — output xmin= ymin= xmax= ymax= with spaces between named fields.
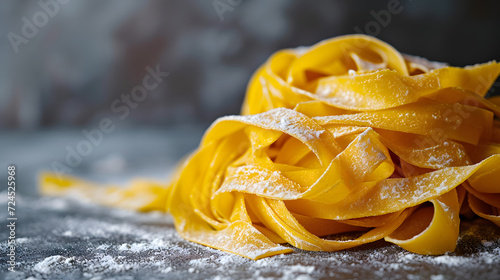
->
xmin=1 ymin=0 xmax=500 ymax=130
xmin=1 ymin=0 xmax=500 ymax=196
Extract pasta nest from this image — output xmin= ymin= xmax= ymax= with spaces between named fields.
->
xmin=42 ymin=35 xmax=500 ymax=260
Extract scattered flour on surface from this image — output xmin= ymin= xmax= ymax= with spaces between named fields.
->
xmin=34 ymin=255 xmax=75 ymax=274
xmin=118 ymin=238 xmax=169 ymax=252
xmin=430 ymin=275 xmax=445 ymax=280
xmin=16 ymin=237 xmax=31 ymax=244
xmin=481 ymin=240 xmax=493 ymax=247
xmin=96 ymin=244 xmax=111 ymax=250
xmin=431 ymin=255 xmax=468 ymax=266
xmin=161 ymin=267 xmax=173 ymax=273
xmin=13 ymin=195 xmax=500 ymax=280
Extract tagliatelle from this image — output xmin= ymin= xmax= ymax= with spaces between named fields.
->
xmin=40 ymin=35 xmax=500 ymax=260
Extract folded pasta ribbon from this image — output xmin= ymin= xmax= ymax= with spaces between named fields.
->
xmin=40 ymin=34 xmax=500 ymax=260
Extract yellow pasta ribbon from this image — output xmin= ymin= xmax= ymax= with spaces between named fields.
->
xmin=40 ymin=34 xmax=500 ymax=260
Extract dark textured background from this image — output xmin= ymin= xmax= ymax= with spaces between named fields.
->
xmin=1 ymin=0 xmax=500 ymax=129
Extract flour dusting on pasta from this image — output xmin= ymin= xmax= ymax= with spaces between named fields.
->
xmin=40 ymin=35 xmax=500 ymax=260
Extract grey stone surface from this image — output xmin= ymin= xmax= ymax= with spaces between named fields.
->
xmin=0 ymin=195 xmax=499 ymax=280
xmin=0 ymin=128 xmax=499 ymax=280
